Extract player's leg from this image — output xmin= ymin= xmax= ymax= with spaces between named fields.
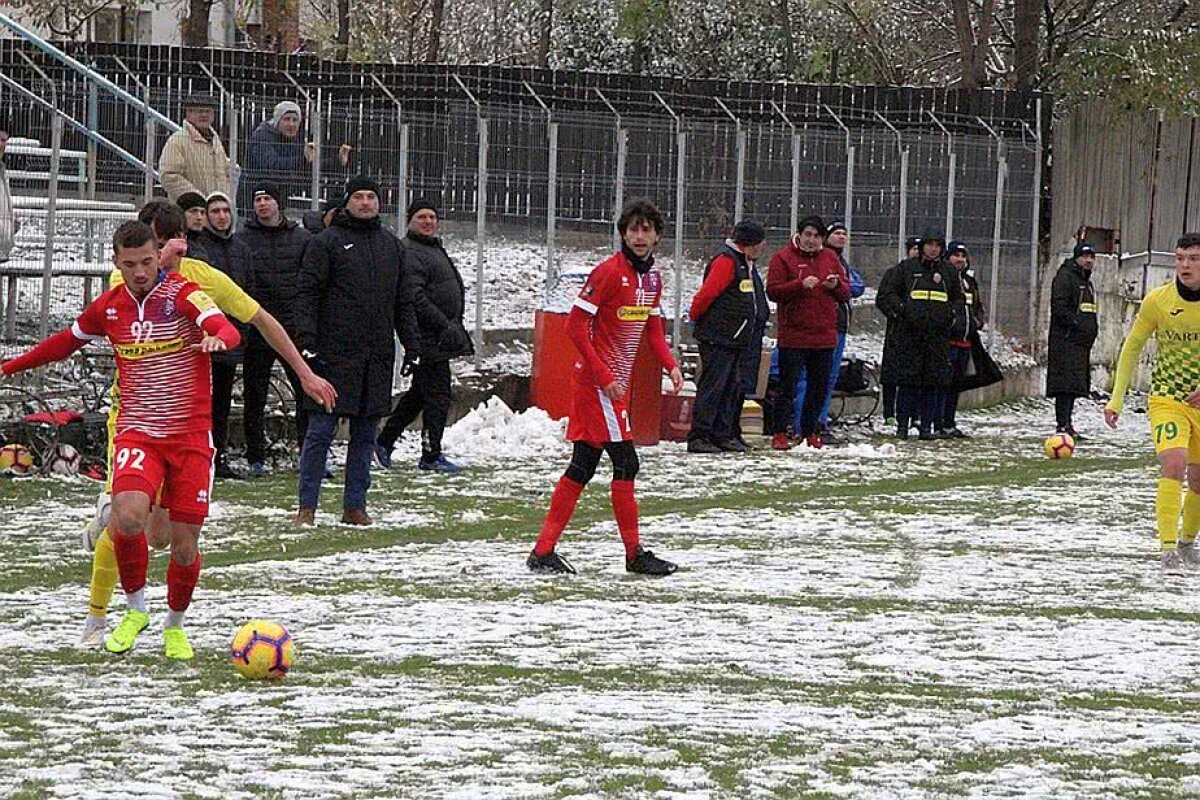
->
xmin=609 ymin=441 xmax=676 ymax=575
xmin=1149 ymin=398 xmax=1189 ymax=574
xmin=80 ymin=394 xmax=120 ymax=644
xmin=104 ymin=487 xmax=156 ymax=654
xmin=161 ymin=520 xmax=202 ymax=661
xmin=528 ymin=441 xmax=604 ymax=574
xmin=1176 ymin=407 xmax=1200 ymax=567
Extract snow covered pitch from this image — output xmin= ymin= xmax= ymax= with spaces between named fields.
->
xmin=0 ymin=398 xmax=1195 ymax=798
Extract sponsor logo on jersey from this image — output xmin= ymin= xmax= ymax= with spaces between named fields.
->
xmin=1161 ymin=329 xmax=1200 ymax=343
xmin=114 ymin=338 xmax=187 ymax=359
xmin=739 ymin=279 xmax=754 ymax=292
xmin=645 ymin=272 xmax=662 ymax=292
xmin=616 ymin=305 xmax=652 ymax=321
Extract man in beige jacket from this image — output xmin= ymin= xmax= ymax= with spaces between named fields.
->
xmin=159 ymin=95 xmax=230 ymax=203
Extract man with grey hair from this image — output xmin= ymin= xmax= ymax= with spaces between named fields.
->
xmin=239 ymin=100 xmax=351 ymax=216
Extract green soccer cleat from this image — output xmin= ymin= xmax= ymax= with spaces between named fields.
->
xmin=163 ymin=627 xmax=194 ymax=661
xmin=104 ymin=609 xmax=150 ymax=654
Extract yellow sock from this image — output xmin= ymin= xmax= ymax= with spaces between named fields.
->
xmin=1182 ymin=490 xmax=1200 ymax=545
xmin=89 ymin=528 xmax=119 ymax=618
xmin=1156 ymin=478 xmax=1184 ymax=550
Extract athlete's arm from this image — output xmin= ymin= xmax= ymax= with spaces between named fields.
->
xmin=179 ymin=286 xmax=243 ymax=352
xmin=689 ymin=255 xmax=735 ymax=320
xmin=2 ymin=297 xmax=106 ymax=375
xmin=248 ymin=307 xmax=336 ymax=412
xmin=566 ymin=305 xmax=615 ymax=394
xmin=1105 ymin=304 xmax=1157 ymax=424
xmin=644 ymin=313 xmax=683 ymax=394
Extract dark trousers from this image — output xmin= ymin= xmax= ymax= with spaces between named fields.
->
xmin=1055 ymin=395 xmax=1076 ymax=430
xmin=211 ymin=360 xmax=237 ymax=456
xmin=378 ymin=358 xmax=453 ymax=461
xmin=298 ymin=412 xmax=377 ymax=511
xmin=243 ymin=337 xmax=308 ymax=464
xmin=941 ymin=346 xmax=970 ymax=430
xmin=898 ymin=385 xmax=940 ymax=433
xmin=882 ymin=381 xmax=898 ymax=419
xmin=776 ymin=347 xmax=833 ymax=438
xmin=689 ymin=343 xmax=744 ymax=442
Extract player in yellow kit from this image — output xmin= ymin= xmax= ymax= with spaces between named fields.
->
xmin=79 ymin=200 xmax=338 ymax=645
xmin=1105 ymin=232 xmax=1200 ymax=575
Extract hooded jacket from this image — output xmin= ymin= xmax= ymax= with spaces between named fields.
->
xmin=1046 ymin=257 xmax=1099 ymax=397
xmin=766 ymin=239 xmax=849 ymax=349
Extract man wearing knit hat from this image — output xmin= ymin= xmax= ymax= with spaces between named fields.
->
xmin=176 ymin=191 xmax=209 ymax=259
xmin=295 ymin=176 xmax=418 ymax=524
xmin=239 ymin=100 xmax=352 ymax=216
xmin=235 ymin=179 xmax=313 ymax=476
xmin=686 ymin=220 xmax=769 ymax=453
xmin=375 ymin=197 xmax=471 ymax=472
xmin=1047 ymin=241 xmax=1099 ymax=438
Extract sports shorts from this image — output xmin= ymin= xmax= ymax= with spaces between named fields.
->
xmin=567 ymin=381 xmax=633 ymax=445
xmin=111 ymin=429 xmax=215 ymax=525
xmin=1148 ymin=395 xmax=1200 ymax=462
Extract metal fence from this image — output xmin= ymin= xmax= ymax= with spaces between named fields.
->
xmin=0 ymin=38 xmax=1047 ymax=365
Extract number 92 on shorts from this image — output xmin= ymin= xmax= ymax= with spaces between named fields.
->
xmin=111 ymin=430 xmax=216 ymax=525
xmin=1148 ymin=396 xmax=1200 ymax=461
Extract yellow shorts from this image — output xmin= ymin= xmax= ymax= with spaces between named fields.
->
xmin=1147 ymin=396 xmax=1200 ymax=461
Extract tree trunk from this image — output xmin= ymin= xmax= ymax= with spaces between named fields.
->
xmin=335 ymin=0 xmax=351 ymax=59
xmin=426 ymin=0 xmax=444 ymax=62
xmin=1013 ymin=0 xmax=1040 ymax=89
xmin=262 ymin=0 xmax=301 ymax=52
xmin=951 ymin=0 xmax=978 ymax=88
xmin=536 ymin=0 xmax=552 ymax=67
xmin=779 ymin=0 xmax=795 ymax=79
xmin=180 ymin=0 xmax=212 ymax=47
xmin=972 ymin=0 xmax=995 ymax=87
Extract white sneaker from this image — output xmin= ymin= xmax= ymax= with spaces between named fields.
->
xmin=81 ymin=492 xmax=111 ymax=553
xmin=78 ymin=615 xmax=107 ymax=647
xmin=1179 ymin=541 xmax=1200 ymax=569
xmin=1162 ymin=548 xmax=1188 ymax=576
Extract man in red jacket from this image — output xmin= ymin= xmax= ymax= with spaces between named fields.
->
xmin=766 ymin=215 xmax=850 ymax=450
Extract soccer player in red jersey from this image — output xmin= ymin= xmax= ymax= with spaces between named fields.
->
xmin=528 ymin=199 xmax=684 ymax=575
xmin=1 ymin=221 xmax=241 ymax=659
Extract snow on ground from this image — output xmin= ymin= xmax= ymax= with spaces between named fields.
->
xmin=2 ymin=397 xmax=1198 ymax=798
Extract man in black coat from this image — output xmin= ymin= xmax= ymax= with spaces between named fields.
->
xmin=940 ymin=240 xmax=986 ymax=438
xmin=685 ymin=220 xmax=768 ymax=453
xmin=1047 ymin=242 xmax=1099 ymax=438
xmin=876 ymin=228 xmax=963 ymax=440
xmin=197 ymin=191 xmax=253 ymax=478
xmin=294 ymin=176 xmax=416 ymax=525
xmin=235 ymin=180 xmax=312 ymax=476
xmin=881 ymin=235 xmax=924 ymax=426
xmin=374 ymin=199 xmax=473 ymax=473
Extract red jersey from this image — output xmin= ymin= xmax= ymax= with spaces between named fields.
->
xmin=73 ymin=273 xmax=226 ymax=437
xmin=571 ymin=251 xmax=675 ymax=391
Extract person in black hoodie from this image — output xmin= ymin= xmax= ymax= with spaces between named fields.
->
xmin=1046 ymin=242 xmax=1099 ymax=438
xmin=294 ymin=176 xmax=417 ymax=526
xmin=876 ymin=228 xmax=963 ymax=440
xmin=177 ymin=191 xmax=210 ymax=262
xmin=234 ymin=180 xmax=312 ymax=476
xmin=941 ymin=240 xmax=985 ymax=437
xmin=374 ymin=198 xmax=473 ymax=473
xmin=881 ymin=235 xmax=923 ymax=426
xmin=197 ymin=191 xmax=253 ymax=477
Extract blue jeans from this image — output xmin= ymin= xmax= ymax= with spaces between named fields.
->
xmin=298 ymin=411 xmax=379 ymax=512
xmin=792 ymin=332 xmax=846 ymax=431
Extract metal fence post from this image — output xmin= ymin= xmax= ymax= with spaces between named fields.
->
xmin=454 ymin=74 xmax=487 ymax=369
xmin=142 ymin=85 xmax=156 ymax=203
xmin=311 ymin=88 xmax=323 ymax=210
xmin=715 ymin=98 xmax=744 ymax=221
xmin=977 ymin=117 xmax=1008 ymax=350
xmin=770 ymin=102 xmax=798 ymax=235
xmin=655 ymin=92 xmax=686 ymax=359
xmin=876 ymin=112 xmax=908 ymax=262
xmin=1026 ymin=99 xmax=1044 ymax=344
xmin=927 ymin=111 xmax=955 ymax=241
xmin=824 ymin=104 xmax=854 ymax=257
xmin=84 ymin=80 xmax=98 ymax=298
xmin=596 ymin=89 xmax=625 ymax=252
xmin=370 ymin=74 xmax=408 ymax=233
xmin=525 ymin=82 xmax=557 ymax=297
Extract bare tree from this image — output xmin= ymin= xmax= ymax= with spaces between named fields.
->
xmin=951 ymin=0 xmax=995 ymax=87
xmin=333 ymin=0 xmax=351 ymax=58
xmin=1012 ymin=0 xmax=1039 ymax=88
xmin=536 ymin=0 xmax=553 ymax=67
xmin=180 ymin=0 xmax=214 ymax=46
xmin=426 ymin=0 xmax=445 ymax=61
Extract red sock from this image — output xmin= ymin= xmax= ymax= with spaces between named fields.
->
xmin=533 ymin=477 xmax=585 ymax=556
xmin=611 ymin=480 xmax=640 ymax=560
xmin=111 ymin=531 xmax=149 ymax=594
xmin=166 ymin=553 xmax=202 ymax=613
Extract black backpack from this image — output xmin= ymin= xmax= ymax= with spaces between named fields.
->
xmin=834 ymin=358 xmax=870 ymax=394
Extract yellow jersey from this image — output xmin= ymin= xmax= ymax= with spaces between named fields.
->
xmin=1109 ymin=280 xmax=1200 ymax=413
xmin=108 ymin=256 xmax=260 ymax=323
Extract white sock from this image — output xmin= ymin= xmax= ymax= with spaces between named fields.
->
xmin=126 ymin=589 xmax=147 ymax=613
xmin=164 ymin=610 xmax=185 ymax=629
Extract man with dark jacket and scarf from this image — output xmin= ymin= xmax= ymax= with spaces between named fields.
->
xmin=686 ymin=220 xmax=769 ymax=454
xmin=239 ymin=101 xmax=351 ymax=215
xmin=374 ymin=199 xmax=473 ymax=473
xmin=295 ymin=176 xmax=417 ymax=525
xmin=1047 ymin=242 xmax=1099 ymax=438
xmin=941 ymin=240 xmax=986 ymax=437
xmin=876 ymin=228 xmax=963 ymax=440
xmin=197 ymin=191 xmax=253 ymax=477
xmin=235 ymin=180 xmax=312 ymax=476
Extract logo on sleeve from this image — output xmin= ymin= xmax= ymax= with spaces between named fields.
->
xmin=1171 ymin=308 xmax=1185 ymax=316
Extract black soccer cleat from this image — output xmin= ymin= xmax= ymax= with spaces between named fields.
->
xmin=626 ymin=547 xmax=678 ymax=576
xmin=527 ymin=549 xmax=577 ymax=574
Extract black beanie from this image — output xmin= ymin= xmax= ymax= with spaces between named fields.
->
xmin=406 ymin=197 xmax=439 ymax=223
xmin=1073 ymin=242 xmax=1096 ymax=258
xmin=344 ymin=175 xmax=381 ymax=202
xmin=731 ymin=219 xmax=766 ymax=246
xmin=252 ymin=181 xmax=282 ymax=207
xmin=177 ymin=191 xmax=207 ymax=212
xmin=919 ymin=227 xmax=946 ymax=246
xmin=826 ymin=221 xmax=848 ymax=237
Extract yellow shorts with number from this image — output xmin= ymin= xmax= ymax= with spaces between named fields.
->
xmin=1148 ymin=396 xmax=1200 ymax=461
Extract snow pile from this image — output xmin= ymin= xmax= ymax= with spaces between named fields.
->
xmin=442 ymin=396 xmax=568 ymax=460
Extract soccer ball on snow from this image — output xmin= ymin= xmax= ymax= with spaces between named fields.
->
xmin=1044 ymin=433 xmax=1076 ymax=459
xmin=230 ymin=619 xmax=294 ymax=679
xmin=0 ymin=443 xmax=34 ymax=475
xmin=48 ymin=443 xmax=82 ymax=476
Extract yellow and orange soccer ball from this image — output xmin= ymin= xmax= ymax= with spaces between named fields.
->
xmin=230 ymin=620 xmax=294 ymax=680
xmin=1044 ymin=432 xmax=1076 ymax=459
xmin=0 ymin=443 xmax=34 ymax=475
